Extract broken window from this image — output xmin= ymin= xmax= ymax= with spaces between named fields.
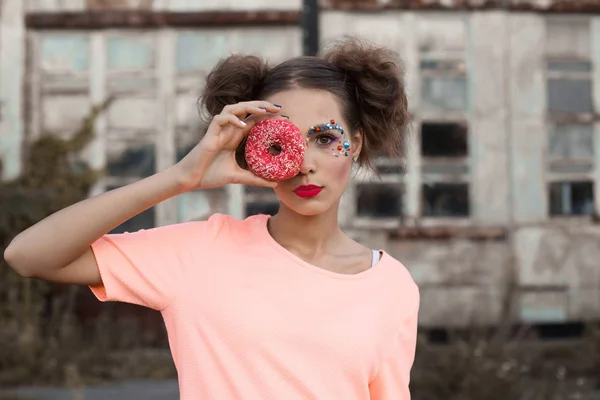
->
xmin=356 ymin=183 xmax=402 ymax=218
xmin=422 ymin=183 xmax=469 ymax=217
xmin=246 ymin=202 xmax=279 ymax=217
xmin=420 ymin=122 xmax=470 ymax=217
xmin=421 ymin=122 xmax=468 ymax=157
xmin=549 ymin=181 xmax=594 ymax=216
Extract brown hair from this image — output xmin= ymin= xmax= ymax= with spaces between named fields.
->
xmin=199 ymin=36 xmax=409 ymax=170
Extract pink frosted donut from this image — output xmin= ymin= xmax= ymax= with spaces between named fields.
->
xmin=245 ymin=119 xmax=305 ymax=181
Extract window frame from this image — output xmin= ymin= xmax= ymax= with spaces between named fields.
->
xmin=545 ymin=56 xmax=596 ymax=218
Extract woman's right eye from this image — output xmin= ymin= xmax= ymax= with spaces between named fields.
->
xmin=315 ymin=134 xmax=337 ymax=146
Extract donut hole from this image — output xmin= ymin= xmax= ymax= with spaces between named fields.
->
xmin=268 ymin=144 xmax=283 ymax=157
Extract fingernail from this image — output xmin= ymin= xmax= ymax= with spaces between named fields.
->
xmin=258 ymin=106 xmax=267 ymax=110
xmin=274 ymin=104 xmax=282 ymax=108
xmin=239 ymin=120 xmax=247 ymax=126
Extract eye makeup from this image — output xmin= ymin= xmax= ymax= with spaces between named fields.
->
xmin=307 ymin=119 xmax=351 ymax=157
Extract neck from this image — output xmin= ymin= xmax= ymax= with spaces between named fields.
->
xmin=268 ymin=202 xmax=344 ymax=256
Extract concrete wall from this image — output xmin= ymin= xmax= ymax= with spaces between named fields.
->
xmin=26 ymin=0 xmax=301 ymax=11
xmin=4 ymin=3 xmax=600 ymax=326
xmin=0 ymin=0 xmax=25 ymax=181
xmin=326 ymin=11 xmax=600 ymax=326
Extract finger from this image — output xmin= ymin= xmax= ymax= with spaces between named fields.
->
xmin=221 ymin=101 xmax=281 ymax=119
xmin=213 ymin=113 xmax=248 ymax=129
xmin=235 ymin=170 xmax=278 ymax=188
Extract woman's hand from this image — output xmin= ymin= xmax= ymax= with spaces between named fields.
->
xmin=175 ymin=101 xmax=281 ymax=191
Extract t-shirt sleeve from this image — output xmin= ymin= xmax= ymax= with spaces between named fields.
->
xmin=88 ymin=214 xmax=225 ymax=311
xmin=369 ymin=287 xmax=420 ymax=400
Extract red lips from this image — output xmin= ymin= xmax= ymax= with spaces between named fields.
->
xmin=293 ymin=185 xmax=323 ymax=198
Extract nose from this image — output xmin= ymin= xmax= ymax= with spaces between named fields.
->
xmin=298 ymin=148 xmax=316 ymax=175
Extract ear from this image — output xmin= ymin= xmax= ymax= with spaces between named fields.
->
xmin=351 ymin=129 xmax=364 ymax=159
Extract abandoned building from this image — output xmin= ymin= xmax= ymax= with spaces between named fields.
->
xmin=0 ymin=0 xmax=599 ymax=330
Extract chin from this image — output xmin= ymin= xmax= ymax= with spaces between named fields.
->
xmin=278 ymin=196 xmax=335 ymax=217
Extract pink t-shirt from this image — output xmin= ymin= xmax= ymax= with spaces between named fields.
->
xmin=89 ymin=213 xmax=419 ymax=399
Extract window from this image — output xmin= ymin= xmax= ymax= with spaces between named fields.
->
xmin=356 ymin=183 xmax=403 ymax=218
xmin=421 ymin=122 xmax=468 ymax=157
xmin=106 ymin=139 xmax=155 ymax=178
xmin=38 ymin=34 xmax=91 ymax=139
xmin=244 ymin=186 xmax=278 ymax=217
xmin=423 ymin=183 xmax=469 ymax=217
xmin=246 ymin=202 xmax=279 ymax=217
xmin=545 ymin=20 xmax=595 ymax=217
xmin=420 ymin=122 xmax=470 ymax=218
xmin=417 ymin=17 xmax=468 ymax=113
xmin=104 ymin=33 xmax=160 ymax=229
xmin=547 ymin=60 xmax=593 ymax=114
xmin=41 ymin=34 xmax=89 ymax=73
xmin=549 ymin=181 xmax=594 ymax=216
xmin=176 ymin=32 xmax=229 ymax=73
xmin=548 ymin=123 xmax=594 ymax=174
xmin=353 ymin=154 xmax=405 ymax=220
xmin=420 ymin=60 xmax=468 ymax=112
xmin=416 ymin=19 xmax=471 ymax=221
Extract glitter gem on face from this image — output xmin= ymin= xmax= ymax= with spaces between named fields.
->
xmin=308 ymin=119 xmax=352 ymax=157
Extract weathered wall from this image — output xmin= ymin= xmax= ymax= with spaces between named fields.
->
xmin=26 ymin=0 xmax=301 ymax=12
xmin=323 ymin=11 xmax=600 ymax=326
xmin=4 ymin=4 xmax=600 ymax=327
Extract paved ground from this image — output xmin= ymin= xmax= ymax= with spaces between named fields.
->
xmin=0 ymin=380 xmax=179 ymax=400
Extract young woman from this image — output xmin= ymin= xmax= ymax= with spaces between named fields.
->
xmin=5 ymin=37 xmax=419 ymax=399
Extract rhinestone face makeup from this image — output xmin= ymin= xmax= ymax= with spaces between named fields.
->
xmin=307 ymin=119 xmax=351 ymax=158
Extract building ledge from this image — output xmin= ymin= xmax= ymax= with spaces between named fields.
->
xmin=390 ymin=225 xmax=508 ymax=240
xmin=323 ymin=0 xmax=600 ymax=13
xmin=26 ymin=10 xmax=301 ymax=30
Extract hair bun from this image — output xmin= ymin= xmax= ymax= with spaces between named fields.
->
xmin=320 ymin=37 xmax=409 ymax=157
xmin=199 ymin=54 xmax=269 ymax=121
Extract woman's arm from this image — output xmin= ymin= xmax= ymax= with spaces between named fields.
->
xmin=4 ymin=101 xmax=281 ymax=286
xmin=4 ymin=166 xmax=185 ymax=285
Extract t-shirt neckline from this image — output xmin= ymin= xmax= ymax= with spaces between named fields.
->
xmin=254 ymin=214 xmax=386 ymax=280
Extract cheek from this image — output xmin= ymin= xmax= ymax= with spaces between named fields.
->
xmin=328 ymin=156 xmax=353 ymax=182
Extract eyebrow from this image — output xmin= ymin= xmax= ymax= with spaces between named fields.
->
xmin=309 ymin=121 xmax=344 ymax=132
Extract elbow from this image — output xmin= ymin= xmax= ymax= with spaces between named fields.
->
xmin=3 ymin=240 xmax=34 ymax=278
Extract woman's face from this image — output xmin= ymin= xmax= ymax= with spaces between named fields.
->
xmin=263 ymin=88 xmax=362 ymax=217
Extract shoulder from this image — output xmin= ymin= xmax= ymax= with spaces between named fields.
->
xmin=182 ymin=213 xmax=268 ymax=244
xmin=207 ymin=213 xmax=266 ymax=234
xmin=379 ymin=252 xmax=420 ymax=310
xmin=113 ymin=213 xmax=262 ymax=244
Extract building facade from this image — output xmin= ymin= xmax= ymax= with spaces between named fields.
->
xmin=1 ymin=0 xmax=599 ymax=327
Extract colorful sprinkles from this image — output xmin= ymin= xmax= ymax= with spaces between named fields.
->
xmin=245 ymin=119 xmax=305 ymax=181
